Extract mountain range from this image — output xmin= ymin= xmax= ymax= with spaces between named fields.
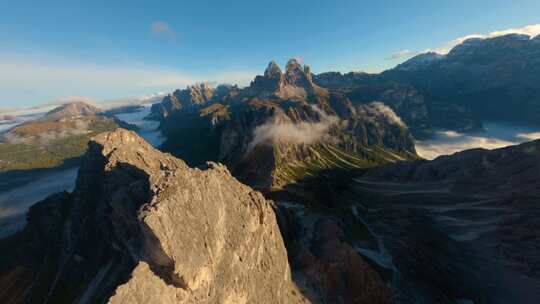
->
xmin=317 ymin=33 xmax=540 ymax=137
xmin=150 ymin=58 xmax=417 ymax=190
xmin=1 ymin=33 xmax=540 ymax=303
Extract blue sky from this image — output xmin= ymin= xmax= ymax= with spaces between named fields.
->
xmin=1 ymin=0 xmax=539 ymax=108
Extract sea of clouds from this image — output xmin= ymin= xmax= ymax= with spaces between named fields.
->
xmin=416 ymin=123 xmax=540 ymax=160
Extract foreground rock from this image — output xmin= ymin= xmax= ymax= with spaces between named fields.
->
xmin=0 ymin=129 xmax=308 ymax=303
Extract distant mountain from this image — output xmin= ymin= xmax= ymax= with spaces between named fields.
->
xmin=149 ymin=59 xmax=418 ymax=190
xmin=146 ymin=83 xmax=220 ymax=120
xmin=248 ymin=59 xmax=328 ymax=99
xmin=0 ymin=101 xmax=130 ymax=171
xmin=311 ymin=33 xmax=540 ymax=137
xmin=383 ymin=33 xmax=540 ymax=129
xmin=42 ymin=101 xmax=100 ymax=120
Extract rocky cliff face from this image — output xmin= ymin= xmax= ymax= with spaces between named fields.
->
xmin=0 ymin=129 xmax=309 ymax=303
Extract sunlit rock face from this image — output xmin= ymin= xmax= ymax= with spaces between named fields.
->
xmin=0 ymin=129 xmax=308 ymax=304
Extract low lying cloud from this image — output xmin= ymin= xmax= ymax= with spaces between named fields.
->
xmin=150 ymin=21 xmax=177 ymax=41
xmin=416 ymin=124 xmax=540 ymax=160
xmin=361 ymin=101 xmax=405 ymax=127
xmin=247 ymin=106 xmax=339 ymax=151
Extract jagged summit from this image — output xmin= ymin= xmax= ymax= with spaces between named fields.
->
xmin=264 ymin=60 xmax=283 ymax=77
xmin=250 ymin=58 xmax=327 ymax=99
xmin=285 ymin=58 xmax=302 ymax=72
xmin=148 ymin=83 xmax=217 ymax=119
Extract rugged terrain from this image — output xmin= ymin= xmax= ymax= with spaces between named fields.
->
xmin=0 ymin=129 xmax=320 ymax=303
xmin=277 ymin=139 xmax=540 ymax=303
xmin=150 ymin=59 xmax=418 ymax=190
xmin=1 ymin=33 xmax=540 ymax=304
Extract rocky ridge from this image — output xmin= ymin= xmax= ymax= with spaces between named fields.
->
xmin=0 ymin=129 xmax=311 ymax=303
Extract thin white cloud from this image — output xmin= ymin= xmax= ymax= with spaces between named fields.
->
xmin=0 ymin=54 xmax=256 ymax=108
xmin=247 ymin=105 xmax=339 ymax=152
xmin=416 ymin=124 xmax=540 ymax=160
xmin=387 ymin=49 xmax=417 ymax=60
xmin=150 ymin=21 xmax=177 ymax=41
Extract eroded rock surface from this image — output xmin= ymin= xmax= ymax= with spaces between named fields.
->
xmin=0 ymin=129 xmax=308 ymax=303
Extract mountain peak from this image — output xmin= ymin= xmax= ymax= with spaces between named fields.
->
xmin=285 ymin=58 xmax=302 ymax=73
xmin=44 ymin=101 xmax=101 ymax=120
xmin=250 ymin=58 xmax=327 ymax=99
xmin=264 ymin=60 xmax=282 ymax=77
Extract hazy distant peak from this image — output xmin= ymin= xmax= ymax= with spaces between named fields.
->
xmin=44 ymin=101 xmax=101 ymax=120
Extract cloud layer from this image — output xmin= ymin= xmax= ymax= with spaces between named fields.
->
xmin=416 ymin=123 xmax=540 ymax=160
xmin=362 ymin=101 xmax=405 ymax=127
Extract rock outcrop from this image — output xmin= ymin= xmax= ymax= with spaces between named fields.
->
xmin=0 ymin=129 xmax=308 ymax=303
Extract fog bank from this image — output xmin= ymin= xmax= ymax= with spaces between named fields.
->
xmin=416 ymin=123 xmax=540 ymax=160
